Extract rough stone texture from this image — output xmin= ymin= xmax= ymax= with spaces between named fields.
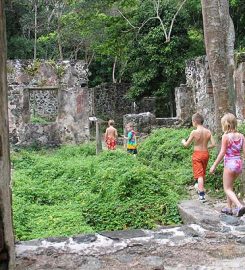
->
xmin=91 ymin=83 xmax=133 ymax=126
xmin=123 ymin=112 xmax=156 ymax=134
xmin=155 ymin=117 xmax=182 ymax=127
xmin=176 ymin=56 xmax=245 ymax=131
xmin=178 ymin=200 xmax=221 ymax=231
xmin=7 ymin=60 xmax=90 ymax=146
xmin=15 ymin=220 xmax=245 ymax=270
xmin=175 ymin=84 xmax=195 ymax=125
xmin=91 ymin=83 xmax=157 ymax=126
xmin=137 ymin=97 xmax=156 ymax=115
xmin=185 ymin=56 xmax=215 ymax=130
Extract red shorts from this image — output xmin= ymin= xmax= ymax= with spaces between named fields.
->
xmin=106 ymin=137 xmax=116 ymax=150
xmin=192 ymin=151 xmax=209 ymax=179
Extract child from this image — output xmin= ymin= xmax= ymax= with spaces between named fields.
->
xmin=182 ymin=113 xmax=215 ymax=202
xmin=125 ymin=122 xmax=137 ymax=155
xmin=210 ymin=113 xmax=245 ymax=217
xmin=105 ymin=119 xmax=118 ymax=150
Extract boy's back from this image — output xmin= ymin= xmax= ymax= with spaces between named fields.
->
xmin=192 ymin=126 xmax=212 ymax=151
xmin=106 ymin=126 xmax=117 ymax=139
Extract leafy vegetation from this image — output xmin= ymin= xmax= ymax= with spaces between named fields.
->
xmin=12 ymin=127 xmax=230 ymax=241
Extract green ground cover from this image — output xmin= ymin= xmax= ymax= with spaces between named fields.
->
xmin=12 ymin=128 xmax=225 ymax=241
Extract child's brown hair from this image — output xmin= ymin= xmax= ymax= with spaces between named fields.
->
xmin=192 ymin=113 xmax=204 ymax=125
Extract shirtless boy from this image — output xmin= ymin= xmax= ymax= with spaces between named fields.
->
xmin=182 ymin=113 xmax=215 ymax=202
xmin=105 ymin=119 xmax=118 ymax=150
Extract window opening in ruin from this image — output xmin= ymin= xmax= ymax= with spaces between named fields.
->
xmin=28 ymin=87 xmax=59 ymax=124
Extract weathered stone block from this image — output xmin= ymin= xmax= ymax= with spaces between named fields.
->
xmin=123 ymin=112 xmax=156 ymax=134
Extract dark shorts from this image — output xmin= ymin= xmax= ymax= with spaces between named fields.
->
xmin=127 ymin=149 xmax=137 ymax=154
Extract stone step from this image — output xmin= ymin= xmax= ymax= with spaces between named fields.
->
xmin=178 ymin=199 xmax=245 ymax=233
xmin=178 ymin=200 xmax=221 ymax=231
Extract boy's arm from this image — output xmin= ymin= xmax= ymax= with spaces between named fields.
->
xmin=182 ymin=131 xmax=195 ymax=147
xmin=208 ymin=134 xmax=216 ymax=149
xmin=105 ymin=128 xmax=108 ymax=141
xmin=115 ymin=128 xmax=118 ymax=139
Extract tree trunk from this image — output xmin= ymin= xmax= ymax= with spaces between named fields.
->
xmin=34 ymin=1 xmax=37 ymax=60
xmin=0 ymin=0 xmax=15 ymax=268
xmin=112 ymin=56 xmax=117 ymax=83
xmin=201 ymin=0 xmax=235 ymax=135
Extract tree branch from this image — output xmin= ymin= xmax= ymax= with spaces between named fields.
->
xmin=167 ymin=0 xmax=188 ymax=41
xmin=117 ymin=9 xmax=138 ymax=29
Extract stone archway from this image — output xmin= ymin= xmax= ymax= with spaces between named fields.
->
xmin=0 ymin=0 xmax=15 ymax=269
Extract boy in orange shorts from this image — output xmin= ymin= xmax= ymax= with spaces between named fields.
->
xmin=105 ymin=120 xmax=118 ymax=150
xmin=182 ymin=113 xmax=215 ymax=202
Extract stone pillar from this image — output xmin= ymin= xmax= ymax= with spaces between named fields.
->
xmin=185 ymin=56 xmax=215 ymax=131
xmin=175 ymin=84 xmax=194 ymax=124
xmin=0 ymin=0 xmax=15 ymax=268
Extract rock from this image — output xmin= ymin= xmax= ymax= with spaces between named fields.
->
xmin=143 ymin=256 xmax=164 ymax=267
xmin=178 ymin=200 xmax=221 ymax=231
xmin=236 ymin=237 xmax=245 ymax=245
xmin=72 ymin=234 xmax=97 ymax=243
xmin=123 ymin=112 xmax=156 ymax=134
xmin=220 ymin=215 xmax=241 ymax=226
xmin=181 ymin=226 xmax=200 ymax=237
xmin=100 ymin=229 xmax=147 ymax=240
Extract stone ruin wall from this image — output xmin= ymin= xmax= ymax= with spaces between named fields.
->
xmin=175 ymin=56 xmax=245 ymax=131
xmin=9 ymin=56 xmax=245 ymax=146
xmin=7 ymin=60 xmax=91 ymax=146
xmin=175 ymin=56 xmax=216 ymax=130
xmin=91 ymin=83 xmax=156 ymax=127
xmin=7 ymin=62 xmax=159 ymax=147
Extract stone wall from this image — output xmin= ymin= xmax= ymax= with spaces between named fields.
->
xmin=123 ymin=112 xmax=156 ymax=134
xmin=92 ymin=83 xmax=133 ymax=126
xmin=7 ymin=60 xmax=90 ymax=146
xmin=186 ymin=56 xmax=215 ymax=130
xmin=175 ymin=84 xmax=195 ymax=124
xmin=176 ymin=55 xmax=245 ymax=131
xmin=175 ymin=56 xmax=216 ymax=130
xmin=92 ymin=83 xmax=157 ymax=127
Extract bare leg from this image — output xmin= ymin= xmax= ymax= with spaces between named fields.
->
xmin=223 ymin=168 xmax=242 ymax=208
xmin=198 ymin=176 xmax=204 ymax=192
xmin=226 ymin=196 xmax=233 ymax=209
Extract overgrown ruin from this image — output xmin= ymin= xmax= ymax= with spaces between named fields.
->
xmin=175 ymin=54 xmax=245 ymax=131
xmin=7 ymin=60 xmax=90 ymax=146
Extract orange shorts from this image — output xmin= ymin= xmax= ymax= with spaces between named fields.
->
xmin=192 ymin=151 xmax=209 ymax=179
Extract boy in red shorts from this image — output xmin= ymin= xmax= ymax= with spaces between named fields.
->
xmin=105 ymin=119 xmax=118 ymax=150
xmin=182 ymin=113 xmax=215 ymax=202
